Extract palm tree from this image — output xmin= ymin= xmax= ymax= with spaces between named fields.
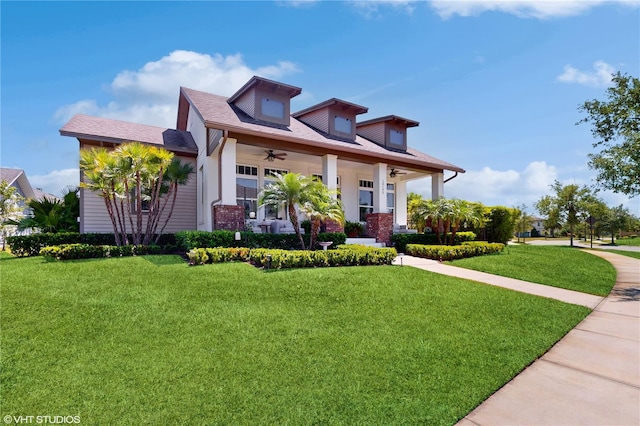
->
xmin=80 ymin=147 xmax=128 ymax=245
xmin=299 ymin=181 xmax=344 ymax=250
xmin=447 ymin=199 xmax=483 ymax=245
xmin=150 ymin=158 xmax=194 ymax=244
xmin=259 ymin=172 xmax=311 ymax=249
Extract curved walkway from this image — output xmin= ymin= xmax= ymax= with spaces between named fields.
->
xmin=394 ymin=250 xmax=640 ymax=425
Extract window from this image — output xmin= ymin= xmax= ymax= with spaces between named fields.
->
xmin=334 ymin=116 xmax=352 ymax=134
xmin=261 ymin=98 xmax=285 ymax=119
xmin=359 ymin=180 xmax=374 ymax=222
xmin=236 ymin=165 xmax=258 ymax=219
xmin=264 ymin=167 xmax=289 ymax=219
xmin=131 ymin=186 xmax=150 ymax=213
xmin=312 ymin=174 xmax=342 ymax=199
xmin=387 ymin=183 xmax=395 ymax=217
xmin=389 ymin=129 xmax=404 ymax=146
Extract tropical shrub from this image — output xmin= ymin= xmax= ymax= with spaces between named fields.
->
xmin=39 ymin=243 xmax=164 ymax=260
xmin=7 ymin=232 xmax=175 ymax=257
xmin=406 ymin=241 xmax=504 ymax=261
xmin=391 ymin=231 xmax=476 ymax=252
xmin=175 ymin=230 xmax=346 ymax=251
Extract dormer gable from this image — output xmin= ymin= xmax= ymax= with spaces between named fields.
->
xmin=227 ymin=76 xmax=302 ymax=127
xmin=356 ymin=115 xmax=419 ymax=152
xmin=293 ymin=98 xmax=368 ymax=142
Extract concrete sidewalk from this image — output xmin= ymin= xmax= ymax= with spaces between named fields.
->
xmin=394 ymin=251 xmax=640 ymax=425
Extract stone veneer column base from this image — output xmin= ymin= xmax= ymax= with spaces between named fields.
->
xmin=366 ymin=213 xmax=393 ymax=247
xmin=213 ymin=205 xmax=244 ymax=231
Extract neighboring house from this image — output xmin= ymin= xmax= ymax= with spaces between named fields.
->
xmin=530 ymin=216 xmax=546 ymax=236
xmin=60 ymin=76 xmax=465 ymax=245
xmin=0 ymin=167 xmax=51 ymax=237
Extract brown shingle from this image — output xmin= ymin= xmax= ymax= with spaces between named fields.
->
xmin=181 ymin=87 xmax=464 ymax=173
xmin=60 ymin=114 xmax=197 ymax=155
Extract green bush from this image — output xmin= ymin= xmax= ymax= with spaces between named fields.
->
xmin=391 ymin=231 xmax=476 ymax=252
xmin=187 ymin=247 xmax=251 ymax=265
xmin=39 ymin=243 xmax=164 ymax=260
xmin=175 ymin=230 xmax=346 ymax=250
xmin=247 ymin=246 xmax=397 ymax=269
xmin=8 ymin=232 xmax=175 ymax=257
xmin=406 ymin=241 xmax=504 ymax=261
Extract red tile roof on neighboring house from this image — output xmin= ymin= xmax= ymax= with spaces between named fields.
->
xmin=180 ymin=87 xmax=465 ymax=173
xmin=60 ymin=114 xmax=197 ymax=156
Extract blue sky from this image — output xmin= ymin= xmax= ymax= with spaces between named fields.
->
xmin=2 ymin=0 xmax=639 ymax=214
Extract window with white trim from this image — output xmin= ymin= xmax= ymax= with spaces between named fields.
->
xmin=312 ymin=174 xmax=342 ymax=199
xmin=236 ymin=165 xmax=258 ymax=219
xmin=359 ymin=179 xmax=374 ymax=222
xmin=264 ymin=167 xmax=289 ymax=219
xmin=387 ymin=183 xmax=395 ymax=218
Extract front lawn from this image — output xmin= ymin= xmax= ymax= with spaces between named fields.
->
xmin=449 ymin=244 xmax=617 ymax=296
xmin=614 ymin=236 xmax=640 ymax=246
xmin=1 ymin=255 xmax=589 ymax=425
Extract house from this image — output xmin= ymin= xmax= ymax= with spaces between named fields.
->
xmin=60 ymin=76 xmax=464 ymax=246
xmin=0 ymin=167 xmax=52 ymax=238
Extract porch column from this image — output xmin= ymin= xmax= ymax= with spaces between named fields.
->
xmin=395 ymin=180 xmax=407 ymax=226
xmin=212 ymin=137 xmax=244 ymax=231
xmin=432 ymin=172 xmax=444 ymax=200
xmin=220 ymin=138 xmax=237 ymax=205
xmin=367 ymin=162 xmax=393 ymax=246
xmin=372 ymin=163 xmax=387 ymax=213
xmin=322 ymin=154 xmax=338 ymax=195
xmin=322 ymin=153 xmax=343 ymax=233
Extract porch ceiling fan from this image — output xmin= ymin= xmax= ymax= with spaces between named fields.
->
xmin=389 ymin=168 xmax=407 ymax=178
xmin=264 ymin=149 xmax=287 ymax=162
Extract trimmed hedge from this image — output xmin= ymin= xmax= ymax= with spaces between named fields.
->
xmin=7 ymin=232 xmax=176 ymax=257
xmin=39 ymin=244 xmax=164 ymax=260
xmin=391 ymin=231 xmax=477 ymax=253
xmin=187 ymin=246 xmax=397 ymax=269
xmin=175 ymin=230 xmax=346 ymax=251
xmin=406 ymin=241 xmax=504 ymax=261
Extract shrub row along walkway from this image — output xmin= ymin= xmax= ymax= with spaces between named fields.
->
xmin=393 ymin=250 xmax=640 ymax=425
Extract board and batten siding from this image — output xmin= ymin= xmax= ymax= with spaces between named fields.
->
xmin=80 ymin=156 xmax=197 ymax=234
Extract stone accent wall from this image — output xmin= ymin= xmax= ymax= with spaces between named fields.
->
xmin=324 ymin=219 xmax=344 ymax=233
xmin=213 ymin=204 xmax=244 ymax=231
xmin=366 ymin=213 xmax=393 ymax=247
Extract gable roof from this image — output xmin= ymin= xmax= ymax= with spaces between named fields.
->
xmin=180 ymin=87 xmax=465 ymax=174
xmin=0 ymin=167 xmax=37 ymax=200
xmin=60 ymin=114 xmax=198 ymax=156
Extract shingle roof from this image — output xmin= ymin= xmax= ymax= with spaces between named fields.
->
xmin=60 ymin=115 xmax=198 ymax=155
xmin=181 ymin=87 xmax=464 ymax=173
xmin=0 ymin=167 xmax=23 ymax=185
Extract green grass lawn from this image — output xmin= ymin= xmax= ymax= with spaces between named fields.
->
xmin=613 ymin=236 xmax=640 ymax=246
xmin=1 ymin=255 xmax=590 ymax=425
xmin=449 ymin=244 xmax=617 ymax=296
xmin=602 ymin=249 xmax=640 ymax=259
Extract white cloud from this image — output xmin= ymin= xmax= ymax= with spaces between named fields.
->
xmin=30 ymin=169 xmax=80 ymax=196
xmin=350 ymin=1 xmax=416 ymax=18
xmin=556 ymin=61 xmax=615 ymax=87
xmin=54 ymin=50 xmax=301 ymax=127
xmin=408 ymin=161 xmax=558 ymax=209
xmin=429 ymin=0 xmax=639 ymax=19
